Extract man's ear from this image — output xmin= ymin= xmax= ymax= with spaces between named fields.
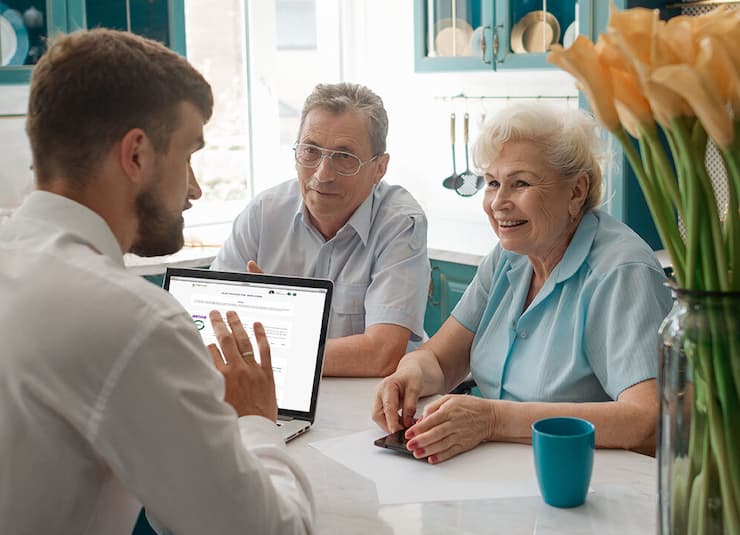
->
xmin=119 ymin=128 xmax=152 ymax=186
xmin=373 ymin=153 xmax=390 ymax=185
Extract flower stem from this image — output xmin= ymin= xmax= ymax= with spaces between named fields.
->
xmin=615 ymin=128 xmax=685 ymax=283
xmin=690 ymin=123 xmax=730 ymax=291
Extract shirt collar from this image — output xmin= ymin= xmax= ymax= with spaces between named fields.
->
xmin=15 ymin=191 xmax=125 ymax=267
xmin=501 ymin=210 xmax=598 ymax=285
xmin=294 ymin=184 xmax=376 ymax=246
xmin=551 ymin=210 xmax=598 ymax=283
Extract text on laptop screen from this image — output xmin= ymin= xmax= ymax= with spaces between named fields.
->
xmin=167 ymin=275 xmax=327 ymax=413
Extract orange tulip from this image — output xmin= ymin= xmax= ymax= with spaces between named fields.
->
xmin=695 ymin=36 xmax=740 ymax=115
xmin=695 ymin=11 xmax=740 ymax=76
xmin=653 ymin=17 xmax=698 ymax=68
xmin=642 ymin=80 xmax=694 ymax=129
xmin=611 ymin=67 xmax=654 ymax=138
xmin=606 ymin=5 xmax=659 ymax=68
xmin=548 ymin=36 xmax=620 ymax=131
xmin=596 ymin=33 xmax=635 ymax=75
xmin=651 ymin=64 xmax=734 ymax=148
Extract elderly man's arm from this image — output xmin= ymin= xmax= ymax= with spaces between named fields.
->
xmin=322 ymin=323 xmax=411 ymax=377
xmin=322 ymin=211 xmax=429 ymax=377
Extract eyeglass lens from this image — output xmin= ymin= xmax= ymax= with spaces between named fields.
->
xmin=295 ymin=144 xmax=362 ymax=175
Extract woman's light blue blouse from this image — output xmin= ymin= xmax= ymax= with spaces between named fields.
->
xmin=451 ymin=210 xmax=673 ymax=402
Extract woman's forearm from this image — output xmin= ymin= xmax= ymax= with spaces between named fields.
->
xmin=492 ymin=381 xmax=658 ymax=454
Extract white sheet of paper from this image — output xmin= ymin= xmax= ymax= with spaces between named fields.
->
xmin=310 ymin=428 xmax=540 ymax=505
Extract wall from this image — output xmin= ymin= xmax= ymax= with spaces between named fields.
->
xmin=340 ymin=1 xmax=578 ymax=255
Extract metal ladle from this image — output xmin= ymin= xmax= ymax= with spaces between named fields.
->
xmin=455 ymin=112 xmax=485 ymax=197
xmin=442 ymin=113 xmax=462 ymax=190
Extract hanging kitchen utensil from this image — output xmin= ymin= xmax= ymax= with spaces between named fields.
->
xmin=455 ymin=112 xmax=485 ymax=197
xmin=442 ymin=112 xmax=462 ymax=190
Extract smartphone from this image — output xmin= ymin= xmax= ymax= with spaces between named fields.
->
xmin=373 ymin=430 xmax=426 ymax=460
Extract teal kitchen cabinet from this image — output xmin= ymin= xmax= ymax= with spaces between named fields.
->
xmin=0 ymin=0 xmax=185 ymax=84
xmin=425 ymin=258 xmax=478 ymax=337
xmin=413 ymin=0 xmax=590 ymax=72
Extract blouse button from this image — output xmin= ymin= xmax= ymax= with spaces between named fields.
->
xmin=519 ymin=330 xmax=527 ymax=339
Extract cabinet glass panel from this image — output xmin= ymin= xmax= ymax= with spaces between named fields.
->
xmin=0 ymin=1 xmax=48 ymax=66
xmin=503 ymin=0 xmax=577 ymax=59
xmin=421 ymin=0 xmax=484 ymax=60
xmin=86 ymin=0 xmax=170 ymax=47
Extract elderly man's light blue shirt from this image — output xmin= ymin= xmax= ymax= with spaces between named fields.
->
xmin=212 ymin=180 xmax=430 ymax=344
xmin=452 ymin=210 xmax=673 ymax=402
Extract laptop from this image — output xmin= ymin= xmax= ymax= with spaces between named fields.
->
xmin=163 ymin=267 xmax=333 ymax=442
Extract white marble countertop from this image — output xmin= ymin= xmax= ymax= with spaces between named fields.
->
xmin=287 ymin=378 xmax=658 ymax=534
xmin=124 ymin=247 xmax=219 ymax=276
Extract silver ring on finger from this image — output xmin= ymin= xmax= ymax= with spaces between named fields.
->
xmin=241 ymin=351 xmax=254 ymax=358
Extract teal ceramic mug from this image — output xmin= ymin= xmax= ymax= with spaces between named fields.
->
xmin=531 ymin=417 xmax=595 ymax=508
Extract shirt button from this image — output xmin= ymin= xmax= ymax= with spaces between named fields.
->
xmin=520 ymin=330 xmax=527 ymax=339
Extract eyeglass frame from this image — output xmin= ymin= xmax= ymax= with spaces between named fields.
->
xmin=293 ymin=142 xmax=381 ymax=177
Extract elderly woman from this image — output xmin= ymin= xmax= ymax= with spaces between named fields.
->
xmin=373 ymin=103 xmax=673 ymax=463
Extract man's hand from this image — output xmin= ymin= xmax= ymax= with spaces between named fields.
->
xmin=207 ymin=310 xmax=278 ymax=421
xmin=246 ymin=261 xmax=264 ymax=274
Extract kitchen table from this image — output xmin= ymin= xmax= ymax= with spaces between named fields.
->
xmin=287 ymin=378 xmax=657 ymax=534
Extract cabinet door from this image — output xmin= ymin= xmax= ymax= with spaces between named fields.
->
xmin=0 ymin=0 xmax=185 ymax=84
xmin=424 ymin=259 xmax=477 ymax=336
xmin=492 ymin=0 xmax=586 ymax=70
xmin=0 ymin=0 xmax=67 ymax=83
xmin=413 ymin=0 xmax=494 ymax=72
xmin=77 ymin=0 xmax=185 ymax=55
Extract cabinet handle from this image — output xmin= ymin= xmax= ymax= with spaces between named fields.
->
xmin=481 ymin=25 xmax=491 ymax=64
xmin=492 ymin=24 xmax=504 ymax=64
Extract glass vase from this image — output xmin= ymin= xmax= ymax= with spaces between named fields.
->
xmin=658 ymin=288 xmax=740 ymax=535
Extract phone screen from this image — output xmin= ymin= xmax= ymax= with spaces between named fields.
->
xmin=373 ymin=430 xmax=426 ymax=460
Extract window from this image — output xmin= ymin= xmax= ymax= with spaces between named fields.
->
xmin=183 ymin=0 xmax=342 ymax=244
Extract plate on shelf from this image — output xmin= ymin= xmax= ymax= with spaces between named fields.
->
xmin=563 ymin=21 xmax=577 ymax=48
xmin=510 ymin=10 xmax=560 ymax=54
xmin=434 ymin=18 xmax=474 ymax=57
xmin=0 ymin=5 xmax=29 ymax=66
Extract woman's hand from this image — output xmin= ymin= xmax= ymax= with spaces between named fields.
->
xmin=372 ymin=359 xmax=425 ymax=433
xmin=404 ymin=394 xmax=496 ymax=464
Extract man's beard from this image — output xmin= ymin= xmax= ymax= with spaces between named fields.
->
xmin=129 ymin=186 xmax=185 ymax=257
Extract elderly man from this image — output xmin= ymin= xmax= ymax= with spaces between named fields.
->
xmin=212 ymin=83 xmax=430 ymax=377
xmin=0 ymin=30 xmax=312 ymax=534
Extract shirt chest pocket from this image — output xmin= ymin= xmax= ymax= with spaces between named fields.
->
xmin=329 ymin=282 xmax=367 ymax=338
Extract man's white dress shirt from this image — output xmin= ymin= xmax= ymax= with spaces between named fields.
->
xmin=0 ymin=191 xmax=314 ymax=534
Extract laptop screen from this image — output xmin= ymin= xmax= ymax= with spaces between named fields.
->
xmin=163 ymin=268 xmax=332 ymax=418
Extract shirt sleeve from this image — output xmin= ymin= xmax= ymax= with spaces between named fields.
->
xmin=363 ymin=212 xmax=430 ymax=341
xmin=211 ymin=202 xmax=260 ymax=272
xmin=582 ymin=262 xmax=674 ymax=399
xmin=89 ymin=312 xmax=314 ymax=535
xmin=450 ymin=249 xmax=497 ymax=333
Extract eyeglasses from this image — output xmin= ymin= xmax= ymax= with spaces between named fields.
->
xmin=293 ymin=143 xmax=379 ymax=177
